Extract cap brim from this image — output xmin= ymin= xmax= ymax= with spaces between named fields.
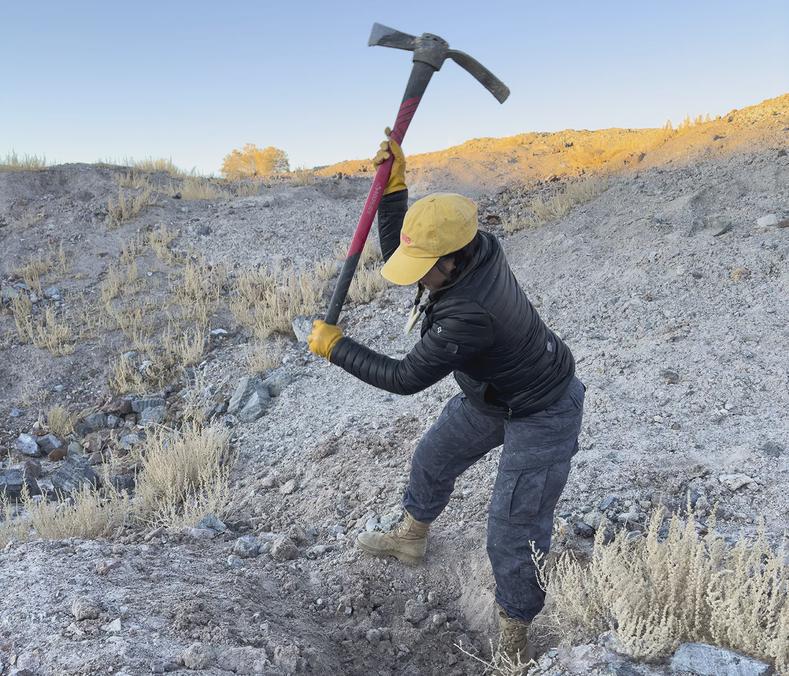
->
xmin=380 ymin=246 xmax=437 ymax=286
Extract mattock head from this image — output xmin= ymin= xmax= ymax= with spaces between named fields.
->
xmin=368 ymin=23 xmax=510 ymax=103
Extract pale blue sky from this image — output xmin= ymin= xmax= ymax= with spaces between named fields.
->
xmin=2 ymin=1 xmax=787 ymax=175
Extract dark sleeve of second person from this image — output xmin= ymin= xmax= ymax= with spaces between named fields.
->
xmin=329 ymin=298 xmax=494 ymax=395
xmin=377 ymin=188 xmax=408 ymax=261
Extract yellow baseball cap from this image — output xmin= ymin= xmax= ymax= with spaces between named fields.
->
xmin=381 ymin=193 xmax=478 ymax=286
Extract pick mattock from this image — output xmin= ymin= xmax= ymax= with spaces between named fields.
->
xmin=324 ymin=23 xmax=510 ymax=325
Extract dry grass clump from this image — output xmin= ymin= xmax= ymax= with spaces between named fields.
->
xmin=231 ymin=264 xmax=323 ymax=339
xmin=172 ymin=259 xmax=225 ymax=326
xmin=133 ymin=423 xmax=233 ymax=527
xmin=13 ymin=256 xmax=51 ymax=293
xmin=173 ymin=176 xmax=229 ymax=201
xmin=11 ymin=295 xmax=34 ymax=341
xmin=349 ymin=266 xmax=387 ymax=304
xmin=132 ymin=157 xmax=183 ymax=175
xmin=0 ymin=151 xmax=47 ymax=171
xmin=162 ymin=325 xmax=206 ymax=368
xmin=107 ymin=185 xmax=153 ymax=228
xmin=100 ymin=261 xmax=141 ymax=304
xmin=12 ymin=298 xmax=74 ymax=355
xmin=289 ymin=168 xmax=316 ymax=186
xmin=117 ymin=170 xmax=153 ymax=190
xmin=245 ymin=340 xmax=282 ymax=374
xmin=32 ymin=307 xmax=74 ymax=355
xmin=47 ymin=405 xmax=75 ymax=437
xmin=230 ymin=181 xmax=263 ymax=198
xmin=540 ymin=510 xmax=788 ymax=671
xmin=109 ymin=353 xmax=146 ymax=394
xmin=0 ymin=423 xmax=233 ymax=543
xmin=314 ymin=258 xmax=339 ymax=282
xmin=505 ymin=176 xmax=609 ymax=233
xmin=455 ymin=639 xmax=535 ymax=676
xmin=148 ymin=223 xmax=178 ymax=263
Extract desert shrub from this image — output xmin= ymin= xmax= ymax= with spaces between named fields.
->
xmin=107 ymin=185 xmax=153 ymax=228
xmin=540 ymin=510 xmax=788 ymax=671
xmin=133 ymin=423 xmax=233 ymax=527
xmin=47 ymin=405 xmax=74 ymax=437
xmin=221 ymin=144 xmax=289 ymax=179
xmin=348 ymin=266 xmax=387 ymax=304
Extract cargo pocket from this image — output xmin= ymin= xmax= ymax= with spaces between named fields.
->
xmin=490 ymin=449 xmax=573 ymax=525
xmin=490 ymin=453 xmax=550 ymax=525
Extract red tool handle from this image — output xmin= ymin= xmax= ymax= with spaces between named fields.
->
xmin=325 ymin=62 xmax=435 ymax=325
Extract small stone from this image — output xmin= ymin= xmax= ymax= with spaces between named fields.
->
xmin=574 ymin=521 xmax=595 ymax=538
xmin=104 ymin=397 xmax=133 ymax=416
xmin=9 ymin=407 xmax=22 ymax=417
xmin=83 ymin=411 xmax=108 ymax=432
xmin=187 ymin=528 xmax=216 ymax=540
xmin=279 ymin=478 xmax=298 ymax=495
xmin=305 ymin=544 xmax=332 ymax=559
xmin=36 ymin=433 xmax=62 ymax=454
xmin=262 ymin=371 xmax=293 ymax=397
xmin=238 ymin=391 xmax=270 ymax=423
xmin=131 ymin=396 xmax=165 ymax=413
xmin=291 ymin=316 xmax=313 ymax=343
xmin=670 ymin=642 xmax=772 ymax=675
xmin=140 ymin=406 xmax=166 ymax=426
xmin=582 ymin=510 xmax=604 ymax=530
xmin=102 ymin=617 xmax=122 ymax=633
xmin=14 ymin=434 xmax=41 ymax=457
xmin=719 ymin=473 xmax=757 ymax=492
xmin=48 ymin=447 xmax=67 ymax=461
xmin=598 ymin=495 xmax=618 ymax=511
xmin=71 ymin=596 xmax=101 ymax=621
xmin=660 ymin=369 xmax=680 ymax=384
xmin=756 ymin=214 xmax=778 ymax=227
xmin=95 ymin=559 xmax=121 ymax=576
xmin=48 ymin=456 xmax=98 ymax=495
xmin=106 ymin=414 xmax=120 ymax=428
xmin=196 ymin=514 xmax=227 ymax=533
xmin=404 ymin=599 xmax=429 ymax=624
xmin=232 ymin=535 xmax=260 ymax=558
xmin=226 ymin=555 xmax=245 ymax=569
xmin=119 ymin=433 xmax=142 ymax=450
xmin=365 ymin=516 xmax=379 ymax=532
xmin=270 ymin=536 xmax=299 ymax=561
xmin=43 ymin=285 xmax=61 ymax=300
xmin=181 ymin=643 xmax=217 ymax=670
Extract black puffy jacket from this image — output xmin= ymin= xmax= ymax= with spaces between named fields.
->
xmin=329 ymin=190 xmax=575 ymax=417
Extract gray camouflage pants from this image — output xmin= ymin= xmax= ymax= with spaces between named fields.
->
xmin=403 ymin=376 xmax=585 ymax=622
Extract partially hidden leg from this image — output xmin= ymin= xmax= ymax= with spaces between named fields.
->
xmin=357 ymin=393 xmax=504 ymax=565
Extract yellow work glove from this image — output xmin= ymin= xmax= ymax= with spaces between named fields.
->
xmin=307 ymin=320 xmax=343 ymax=359
xmin=372 ymin=126 xmax=406 ymax=195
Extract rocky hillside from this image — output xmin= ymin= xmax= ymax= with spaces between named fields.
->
xmin=318 ymin=93 xmax=789 ymax=195
xmin=0 ymin=93 xmax=787 ymax=675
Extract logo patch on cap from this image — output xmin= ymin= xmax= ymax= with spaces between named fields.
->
xmin=401 ymin=233 xmax=412 ymax=245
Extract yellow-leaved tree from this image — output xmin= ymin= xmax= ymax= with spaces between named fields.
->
xmin=221 ymin=144 xmax=289 ymax=179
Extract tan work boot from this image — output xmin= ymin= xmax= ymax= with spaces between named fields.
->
xmin=495 ymin=603 xmax=532 ymax=672
xmin=356 ymin=511 xmax=429 ymax=565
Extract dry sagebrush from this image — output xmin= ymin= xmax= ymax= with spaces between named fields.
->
xmin=0 ymin=424 xmax=233 ymax=545
xmin=539 ymin=510 xmax=788 ymax=671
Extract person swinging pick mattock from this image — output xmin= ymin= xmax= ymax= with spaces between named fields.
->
xmin=308 ymin=130 xmax=585 ymax=664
